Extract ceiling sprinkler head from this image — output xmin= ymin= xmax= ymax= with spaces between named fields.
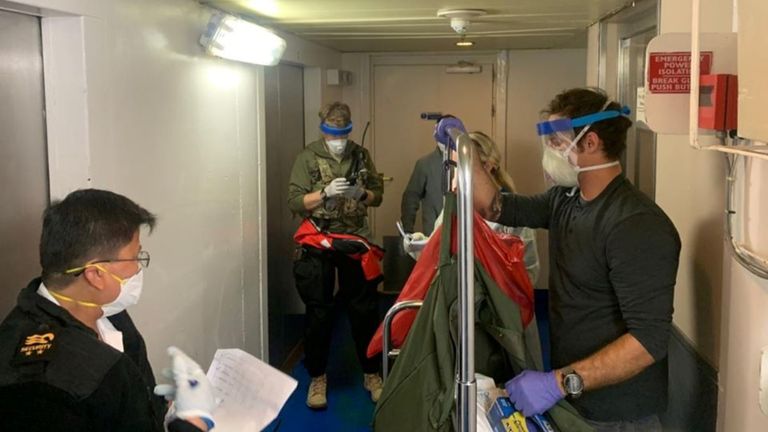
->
xmin=450 ymin=17 xmax=470 ymax=34
xmin=437 ymin=9 xmax=487 ymax=35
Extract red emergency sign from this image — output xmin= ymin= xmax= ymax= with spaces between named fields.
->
xmin=648 ymin=51 xmax=713 ymax=94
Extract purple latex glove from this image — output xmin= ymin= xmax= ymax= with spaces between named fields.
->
xmin=433 ymin=116 xmax=466 ymax=150
xmin=504 ymin=370 xmax=564 ymax=417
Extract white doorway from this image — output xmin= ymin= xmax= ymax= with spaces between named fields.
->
xmin=0 ymin=9 xmax=48 ymax=318
xmin=370 ymin=57 xmax=496 ymax=242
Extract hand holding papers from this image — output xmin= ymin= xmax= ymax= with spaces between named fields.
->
xmin=206 ymin=349 xmax=297 ymax=431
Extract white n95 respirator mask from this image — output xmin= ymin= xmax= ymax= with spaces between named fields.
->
xmin=102 ymin=269 xmax=144 ymax=317
xmin=326 ymin=139 xmax=348 ymax=157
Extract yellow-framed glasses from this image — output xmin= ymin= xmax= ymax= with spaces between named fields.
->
xmin=62 ymin=250 xmax=150 ymax=276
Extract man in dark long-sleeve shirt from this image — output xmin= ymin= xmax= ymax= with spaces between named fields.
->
xmin=459 ymin=88 xmax=680 ymax=430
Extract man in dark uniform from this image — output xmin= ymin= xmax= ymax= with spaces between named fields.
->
xmin=0 ymin=189 xmax=215 ymax=432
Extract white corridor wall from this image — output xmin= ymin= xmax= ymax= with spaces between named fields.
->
xmin=18 ymin=0 xmax=272 ymax=371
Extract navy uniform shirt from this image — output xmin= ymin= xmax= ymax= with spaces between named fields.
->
xmin=0 ymin=278 xmax=203 ymax=432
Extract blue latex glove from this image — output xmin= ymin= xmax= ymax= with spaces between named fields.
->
xmin=433 ymin=116 xmax=466 ymax=150
xmin=504 ymin=370 xmax=564 ymax=417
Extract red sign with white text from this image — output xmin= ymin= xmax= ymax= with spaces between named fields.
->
xmin=648 ymin=51 xmax=713 ymax=94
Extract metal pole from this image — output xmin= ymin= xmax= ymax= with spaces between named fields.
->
xmin=450 ymin=129 xmax=476 ymax=432
xmin=382 ymin=300 xmax=424 ymax=381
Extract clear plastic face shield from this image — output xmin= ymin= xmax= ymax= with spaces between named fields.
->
xmin=536 ymin=102 xmax=630 ymax=187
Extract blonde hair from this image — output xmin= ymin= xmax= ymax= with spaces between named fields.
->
xmin=468 ymin=131 xmax=516 ymax=192
xmin=318 ymin=102 xmax=351 ymax=127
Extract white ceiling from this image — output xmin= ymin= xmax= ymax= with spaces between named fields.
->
xmin=200 ymin=0 xmax=637 ymax=52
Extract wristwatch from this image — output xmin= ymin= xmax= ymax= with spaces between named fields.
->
xmin=561 ymin=367 xmax=584 ymax=399
xmin=319 ymin=189 xmax=328 ymax=202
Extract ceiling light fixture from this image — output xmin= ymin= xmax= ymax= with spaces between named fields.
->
xmin=200 ymin=13 xmax=286 ymax=66
xmin=456 ymin=37 xmax=474 ymax=47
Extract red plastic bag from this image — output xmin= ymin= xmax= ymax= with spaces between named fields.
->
xmin=366 ymin=211 xmax=533 ymax=358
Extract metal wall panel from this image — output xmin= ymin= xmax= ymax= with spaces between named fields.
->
xmin=265 ymin=64 xmax=305 ymax=367
xmin=0 ymin=10 xmax=48 ymax=318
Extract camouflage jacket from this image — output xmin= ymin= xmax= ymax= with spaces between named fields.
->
xmin=287 ymin=139 xmax=383 ymax=240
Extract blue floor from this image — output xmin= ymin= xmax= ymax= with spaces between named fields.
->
xmin=264 ymin=294 xmax=397 ymax=432
xmin=266 ymin=289 xmax=551 ymax=431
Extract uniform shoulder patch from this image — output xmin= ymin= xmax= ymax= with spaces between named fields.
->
xmin=13 ymin=328 xmax=57 ymax=365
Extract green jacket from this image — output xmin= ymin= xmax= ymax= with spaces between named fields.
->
xmin=287 ymin=139 xmax=383 ymax=240
xmin=373 ymin=195 xmax=593 ymax=432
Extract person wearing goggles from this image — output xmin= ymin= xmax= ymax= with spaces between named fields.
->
xmin=441 ymin=88 xmax=681 ymax=431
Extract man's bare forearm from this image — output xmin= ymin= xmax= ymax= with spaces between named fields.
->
xmin=556 ymin=333 xmax=656 ymax=393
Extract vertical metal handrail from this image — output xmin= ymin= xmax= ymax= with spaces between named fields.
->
xmin=450 ymin=129 xmax=476 ymax=432
xmin=382 ymin=300 xmax=423 ymax=381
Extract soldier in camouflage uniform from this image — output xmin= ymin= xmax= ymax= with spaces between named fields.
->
xmin=287 ymin=102 xmax=384 ymax=410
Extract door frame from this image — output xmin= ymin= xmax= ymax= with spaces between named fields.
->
xmin=360 ymin=51 xmax=509 ymax=237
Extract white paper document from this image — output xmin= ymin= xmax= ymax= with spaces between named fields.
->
xmin=206 ymin=348 xmax=298 ymax=431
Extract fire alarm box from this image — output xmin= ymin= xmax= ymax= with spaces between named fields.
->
xmin=699 ymin=74 xmax=738 ymax=130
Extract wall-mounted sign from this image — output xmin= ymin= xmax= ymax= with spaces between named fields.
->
xmin=648 ymin=51 xmax=713 ymax=94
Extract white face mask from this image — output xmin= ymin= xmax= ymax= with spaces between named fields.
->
xmin=325 ymin=139 xmax=348 ymax=156
xmin=102 ymin=269 xmax=143 ymax=317
xmin=436 ymin=142 xmax=446 ymax=155
xmin=542 ymin=144 xmax=579 ymax=187
xmin=541 ymin=125 xmax=620 ymax=187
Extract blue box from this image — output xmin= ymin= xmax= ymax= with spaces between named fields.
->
xmin=487 ymin=397 xmax=530 ymax=432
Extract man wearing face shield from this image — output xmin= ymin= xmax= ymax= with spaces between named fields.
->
xmin=287 ymin=102 xmax=385 ymax=410
xmin=444 ymin=88 xmax=681 ymax=431
xmin=0 ymin=189 xmax=216 ymax=432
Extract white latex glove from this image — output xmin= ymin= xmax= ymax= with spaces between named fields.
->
xmin=154 ymin=346 xmax=216 ymax=429
xmin=324 ymin=178 xmax=351 ymax=198
xmin=402 ymin=232 xmax=427 ymax=260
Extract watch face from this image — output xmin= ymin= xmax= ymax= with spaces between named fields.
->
xmin=564 ymin=373 xmax=584 ymax=395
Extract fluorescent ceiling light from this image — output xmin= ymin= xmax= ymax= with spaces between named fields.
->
xmin=200 ymin=13 xmax=286 ymax=66
xmin=456 ymin=40 xmax=475 ymax=47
